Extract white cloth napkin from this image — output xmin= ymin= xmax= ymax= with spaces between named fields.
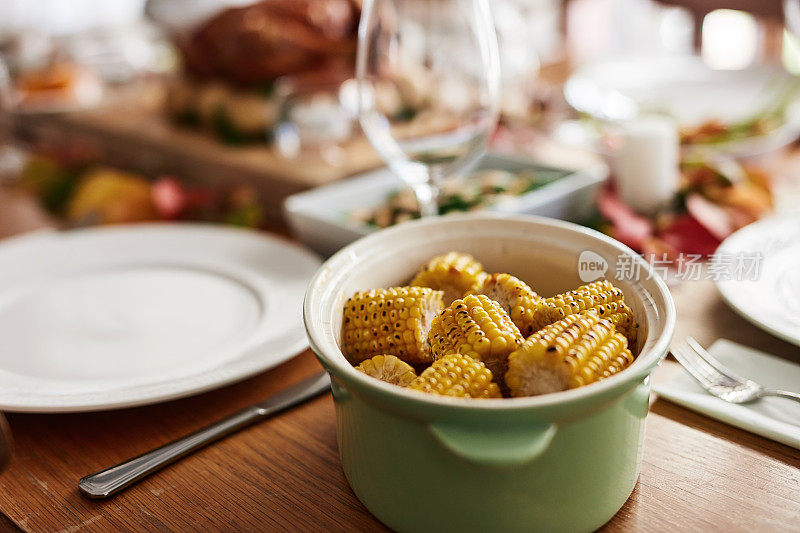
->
xmin=654 ymin=339 xmax=800 ymax=449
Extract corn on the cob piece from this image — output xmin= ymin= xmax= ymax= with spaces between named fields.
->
xmin=505 ymin=313 xmax=634 ymax=397
xmin=468 ymin=273 xmax=541 ymax=337
xmin=410 ymin=252 xmax=486 ymax=305
xmin=428 ymin=294 xmax=523 ymax=381
xmin=409 ymin=352 xmax=502 ymax=398
xmin=355 ymin=355 xmax=417 ymax=387
xmin=342 ymin=287 xmax=443 ymax=365
xmin=532 ymin=280 xmax=638 ymax=345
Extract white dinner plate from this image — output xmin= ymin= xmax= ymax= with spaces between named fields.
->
xmin=564 ymin=55 xmax=800 ymax=157
xmin=0 ymin=224 xmax=321 ymax=412
xmin=715 ymin=212 xmax=800 ymax=347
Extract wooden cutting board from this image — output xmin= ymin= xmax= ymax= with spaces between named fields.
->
xmin=14 ymin=89 xmax=381 ymax=225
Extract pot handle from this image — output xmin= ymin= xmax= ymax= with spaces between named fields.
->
xmin=428 ymin=421 xmax=557 ymax=467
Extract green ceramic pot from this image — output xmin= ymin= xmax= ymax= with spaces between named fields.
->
xmin=304 ymin=214 xmax=675 ymax=533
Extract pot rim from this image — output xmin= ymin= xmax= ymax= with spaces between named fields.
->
xmin=304 ymin=213 xmax=675 ymax=411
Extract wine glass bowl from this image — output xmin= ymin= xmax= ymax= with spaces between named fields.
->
xmin=356 ymin=0 xmax=500 ymax=217
xmin=787 ymin=0 xmax=800 ymax=42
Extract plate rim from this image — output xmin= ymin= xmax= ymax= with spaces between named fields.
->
xmin=714 ymin=212 xmax=800 ymax=347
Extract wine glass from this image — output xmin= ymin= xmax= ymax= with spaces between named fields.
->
xmin=356 ymin=0 xmax=500 ymax=217
xmin=787 ymin=0 xmax=800 ymax=41
xmin=0 ymin=56 xmax=26 ymax=182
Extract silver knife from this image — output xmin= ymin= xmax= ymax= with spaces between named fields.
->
xmin=78 ymin=371 xmax=331 ymax=499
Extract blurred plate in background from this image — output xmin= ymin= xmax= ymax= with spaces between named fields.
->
xmin=563 ymin=55 xmax=800 ymax=157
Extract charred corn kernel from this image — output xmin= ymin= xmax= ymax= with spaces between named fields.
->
xmin=409 ymin=353 xmax=501 ymax=399
xmin=532 ymin=280 xmax=638 ymax=345
xmin=468 ymin=273 xmax=541 ymax=337
xmin=410 ymin=252 xmax=487 ymax=305
xmin=342 ymin=287 xmax=443 ymax=365
xmin=505 ymin=313 xmax=634 ymax=397
xmin=428 ymin=294 xmax=523 ymax=381
xmin=355 ymin=355 xmax=417 ymax=387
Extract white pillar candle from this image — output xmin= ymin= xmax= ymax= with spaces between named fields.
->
xmin=612 ymin=116 xmax=680 ymax=215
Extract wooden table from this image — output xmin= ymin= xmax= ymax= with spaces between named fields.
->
xmin=0 ymin=195 xmax=798 ymax=532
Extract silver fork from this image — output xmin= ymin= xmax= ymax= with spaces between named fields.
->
xmin=671 ymin=337 xmax=800 ymax=404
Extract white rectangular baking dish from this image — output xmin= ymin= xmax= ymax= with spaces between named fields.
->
xmin=284 ymin=152 xmax=608 ymax=256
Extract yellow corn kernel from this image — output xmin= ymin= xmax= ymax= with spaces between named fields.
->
xmin=468 ymin=273 xmax=541 ymax=337
xmin=428 ymin=294 xmax=522 ymax=381
xmin=342 ymin=286 xmax=443 ymax=365
xmin=409 ymin=352 xmax=502 ymax=399
xmin=410 ymin=252 xmax=486 ymax=305
xmin=355 ymin=355 xmax=417 ymax=387
xmin=506 ymin=313 xmax=634 ymax=397
xmin=532 ymin=280 xmax=638 ymax=345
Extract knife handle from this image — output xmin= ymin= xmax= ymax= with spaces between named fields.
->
xmin=79 ymin=405 xmax=263 ymax=498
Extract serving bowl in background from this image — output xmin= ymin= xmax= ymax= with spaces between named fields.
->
xmin=285 ymin=153 xmax=607 ymax=256
xmin=304 ymin=214 xmax=675 ymax=532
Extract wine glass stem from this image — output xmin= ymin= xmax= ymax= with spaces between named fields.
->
xmin=413 ymin=182 xmax=439 ymax=217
